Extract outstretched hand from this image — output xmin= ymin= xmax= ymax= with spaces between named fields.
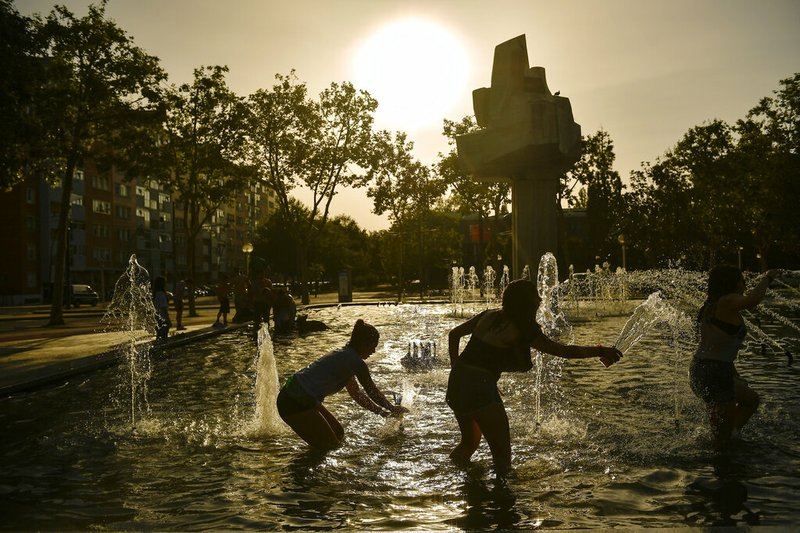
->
xmin=599 ymin=346 xmax=623 ymax=368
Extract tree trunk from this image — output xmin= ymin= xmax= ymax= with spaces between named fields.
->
xmin=48 ymin=160 xmax=77 ymax=326
xmin=186 ymin=227 xmax=198 ymax=316
xmin=298 ymin=243 xmax=310 ymax=305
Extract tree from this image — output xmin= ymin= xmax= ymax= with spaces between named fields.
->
xmin=245 ymin=71 xmax=316 ymax=222
xmin=32 ymin=2 xmax=165 ymax=325
xmin=438 ymin=116 xmax=510 ymax=273
xmin=139 ymin=65 xmax=251 ymax=316
xmin=247 ymin=77 xmax=379 ymax=304
xmin=735 ymin=73 xmax=800 ymax=269
xmin=0 ymin=0 xmax=50 ymax=189
xmin=368 ymin=130 xmax=445 ymax=300
xmin=565 ymin=130 xmax=626 ymax=268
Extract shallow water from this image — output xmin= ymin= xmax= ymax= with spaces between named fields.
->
xmin=1 ymin=303 xmax=799 ymax=530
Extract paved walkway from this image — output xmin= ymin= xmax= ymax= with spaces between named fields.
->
xmin=0 ymin=290 xmax=416 ymax=396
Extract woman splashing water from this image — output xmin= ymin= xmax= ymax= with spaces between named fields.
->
xmin=446 ymin=279 xmax=623 ymax=474
xmin=690 ymin=265 xmax=782 ymax=450
xmin=277 ymin=319 xmax=407 ymax=450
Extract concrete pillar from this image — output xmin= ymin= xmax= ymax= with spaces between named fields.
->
xmin=512 ymin=173 xmax=559 ymax=278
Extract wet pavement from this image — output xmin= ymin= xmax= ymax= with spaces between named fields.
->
xmin=0 ymin=291 xmax=409 ymax=396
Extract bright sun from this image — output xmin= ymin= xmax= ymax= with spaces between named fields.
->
xmin=353 ymin=18 xmax=469 ymax=132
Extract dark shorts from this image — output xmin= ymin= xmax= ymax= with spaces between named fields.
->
xmin=218 ymin=297 xmax=230 ymax=314
xmin=690 ymin=357 xmax=736 ymax=404
xmin=276 ymin=375 xmax=318 ymax=418
xmin=446 ymin=362 xmax=502 ymax=416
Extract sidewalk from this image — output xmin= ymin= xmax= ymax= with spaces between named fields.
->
xmin=0 ymin=300 xmax=245 ymax=397
xmin=0 ymin=290 xmax=415 ymax=397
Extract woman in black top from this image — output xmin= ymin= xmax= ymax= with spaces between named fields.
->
xmin=690 ymin=265 xmax=781 ymax=449
xmin=447 ymin=279 xmax=622 ymax=474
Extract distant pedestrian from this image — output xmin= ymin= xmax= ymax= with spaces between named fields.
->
xmin=214 ymin=279 xmax=231 ymax=328
xmin=153 ymin=275 xmax=171 ymax=340
xmin=232 ymin=269 xmax=252 ymax=323
xmin=252 ymin=273 xmax=273 ymax=332
xmin=174 ymin=277 xmax=190 ymax=331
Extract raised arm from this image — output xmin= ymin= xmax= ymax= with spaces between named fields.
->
xmin=723 ymin=269 xmax=781 ymax=312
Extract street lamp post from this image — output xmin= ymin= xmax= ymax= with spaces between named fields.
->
xmin=242 ymin=242 xmax=253 ymax=277
xmin=617 ymin=234 xmax=626 ymax=271
xmin=738 ymin=246 xmax=743 ymax=270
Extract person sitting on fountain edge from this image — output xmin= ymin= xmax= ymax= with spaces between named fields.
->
xmin=446 ymin=279 xmax=622 ymax=475
xmin=276 ymin=319 xmax=408 ymax=450
xmin=689 ymin=265 xmax=782 ymax=450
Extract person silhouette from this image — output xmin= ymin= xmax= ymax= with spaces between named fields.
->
xmin=446 ymin=279 xmax=622 ymax=474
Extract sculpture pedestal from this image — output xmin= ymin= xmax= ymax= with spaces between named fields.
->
xmin=512 ymin=173 xmax=559 ymax=277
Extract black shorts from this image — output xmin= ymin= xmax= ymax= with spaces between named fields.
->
xmin=446 ymin=362 xmax=502 ymax=416
xmin=218 ymin=297 xmax=230 ymax=314
xmin=276 ymin=375 xmax=318 ymax=418
xmin=690 ymin=357 xmax=736 ymax=404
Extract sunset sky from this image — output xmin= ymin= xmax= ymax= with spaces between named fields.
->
xmin=16 ymin=0 xmax=800 ymax=230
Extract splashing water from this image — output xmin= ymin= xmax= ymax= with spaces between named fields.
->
xmin=400 ymin=340 xmax=441 ymax=371
xmin=101 ymin=254 xmax=157 ymax=426
xmin=483 ymin=265 xmax=496 ymax=306
xmin=251 ymin=323 xmax=284 ymax=434
xmin=613 ymin=292 xmax=681 ymax=355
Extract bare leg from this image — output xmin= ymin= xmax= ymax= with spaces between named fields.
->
xmin=733 ymin=378 xmax=759 ymax=431
xmin=450 ymin=413 xmax=482 ymax=465
xmin=472 ymin=403 xmax=512 ymax=474
xmin=281 ymin=406 xmax=343 ymax=451
xmin=709 ymin=401 xmax=736 ymax=450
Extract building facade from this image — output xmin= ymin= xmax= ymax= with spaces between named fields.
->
xmin=0 ymin=163 xmax=275 ymax=305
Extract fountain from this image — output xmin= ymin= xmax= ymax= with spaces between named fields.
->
xmin=1 ymin=253 xmax=798 ymax=530
xmin=100 ymin=254 xmax=157 ymax=425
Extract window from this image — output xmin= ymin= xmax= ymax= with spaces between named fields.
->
xmin=26 ymin=187 xmax=35 ymax=204
xmin=92 ymin=200 xmax=111 ymax=215
xmin=92 ymin=175 xmax=110 ymax=191
xmin=92 ymin=224 xmax=110 ymax=238
xmin=27 ymin=271 xmax=37 ymax=289
xmin=117 ymin=183 xmax=129 ymax=197
xmin=74 ymin=170 xmax=84 ymax=181
xmin=136 ymin=208 xmax=150 ymax=221
xmin=136 ymin=186 xmax=146 ymax=197
xmin=70 ymin=193 xmax=83 ymax=207
xmin=92 ymin=248 xmax=112 ymax=261
xmin=118 ymin=228 xmax=131 ymax=241
xmin=26 ymin=216 xmax=36 ymax=232
xmin=27 ymin=243 xmax=36 ymax=261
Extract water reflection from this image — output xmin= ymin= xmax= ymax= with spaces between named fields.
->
xmin=1 ymin=300 xmax=799 ymax=529
xmin=685 ymin=456 xmax=761 ymax=527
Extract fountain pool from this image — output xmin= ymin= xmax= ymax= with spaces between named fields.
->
xmin=1 ymin=302 xmax=799 ymax=530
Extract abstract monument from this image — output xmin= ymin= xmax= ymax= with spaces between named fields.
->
xmin=457 ymin=34 xmax=581 ymax=277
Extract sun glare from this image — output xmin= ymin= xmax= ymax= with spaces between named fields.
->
xmin=353 ymin=18 xmax=469 ymax=132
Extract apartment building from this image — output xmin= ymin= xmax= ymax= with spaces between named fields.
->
xmin=0 ymin=164 xmax=275 ymax=305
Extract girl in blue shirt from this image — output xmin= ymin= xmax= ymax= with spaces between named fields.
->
xmin=277 ymin=319 xmax=407 ymax=450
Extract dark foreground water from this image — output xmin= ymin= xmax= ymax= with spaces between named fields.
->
xmin=1 ymin=303 xmax=798 ymax=530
